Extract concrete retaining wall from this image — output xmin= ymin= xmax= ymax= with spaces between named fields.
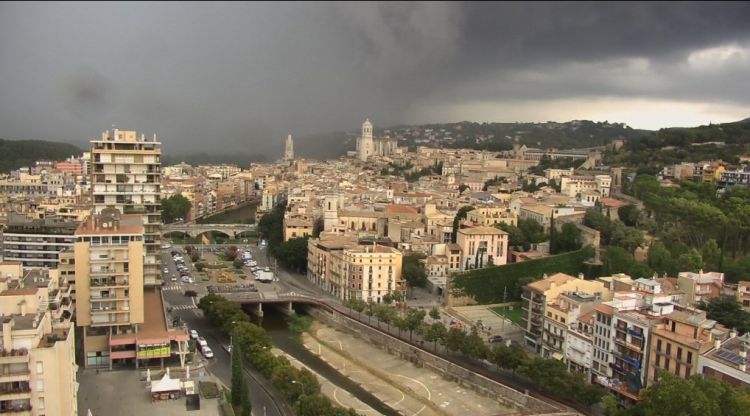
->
xmin=307 ymin=307 xmax=558 ymax=413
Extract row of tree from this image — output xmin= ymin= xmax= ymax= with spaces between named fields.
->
xmin=161 ymin=194 xmax=191 ymax=223
xmin=198 ymin=294 xmax=359 ymax=416
xmin=343 ymin=299 xmax=604 ymax=407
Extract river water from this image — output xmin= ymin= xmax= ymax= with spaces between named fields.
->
xmin=198 ymin=201 xmax=257 ymax=224
xmin=260 ymin=312 xmax=400 ymax=416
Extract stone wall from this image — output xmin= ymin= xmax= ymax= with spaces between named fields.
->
xmin=306 ymin=307 xmax=559 ymax=413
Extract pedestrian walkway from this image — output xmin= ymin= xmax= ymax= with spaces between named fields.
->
xmin=169 ymin=304 xmax=197 ymax=311
xmin=163 ymin=284 xmax=183 ymax=291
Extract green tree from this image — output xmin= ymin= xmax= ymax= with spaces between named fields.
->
xmin=677 ymin=248 xmax=704 ymax=272
xmin=402 ymin=254 xmax=428 ymax=288
xmin=647 ymin=241 xmax=676 ymax=276
xmin=444 ymin=328 xmax=466 ymax=353
xmin=633 ymin=372 xmax=750 ymax=416
xmin=452 ymin=205 xmax=474 ymax=243
xmin=423 ymin=322 xmax=447 ymax=351
xmin=618 ymin=204 xmax=641 ymax=227
xmin=312 ymin=217 xmax=324 ymax=238
xmin=195 ymin=262 xmax=205 ymax=272
xmin=275 ymin=237 xmax=310 ymax=272
xmin=460 ymin=326 xmax=488 ymax=359
xmin=490 ymin=344 xmax=528 ymax=376
xmin=230 ymin=336 xmax=245 ymax=406
xmin=233 ymin=258 xmax=244 ymax=269
xmin=429 ymin=307 xmax=441 ymax=321
xmin=404 ymin=309 xmax=427 ymax=342
xmin=551 ymin=222 xmax=582 ymax=254
xmin=701 ymin=239 xmax=721 ymax=271
xmin=698 ymin=296 xmax=750 ymax=334
xmin=161 ymin=194 xmax=191 ymax=223
xmin=603 ymin=246 xmax=635 ymax=275
xmin=458 ymin=184 xmax=470 ymax=193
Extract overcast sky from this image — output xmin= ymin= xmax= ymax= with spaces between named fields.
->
xmin=1 ymin=2 xmax=749 ymax=156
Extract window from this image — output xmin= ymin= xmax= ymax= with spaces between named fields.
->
xmin=36 ymin=379 xmax=44 ymax=392
xmin=666 ymin=343 xmax=672 ymax=355
xmin=675 ymin=363 xmax=681 ymax=376
xmin=656 ymin=339 xmax=662 ymax=352
xmin=677 ymin=347 xmax=682 ymax=361
xmin=38 ymin=398 xmax=45 ymax=410
xmin=36 ymin=361 xmax=43 ymax=374
xmin=687 ymin=351 xmax=693 ymax=364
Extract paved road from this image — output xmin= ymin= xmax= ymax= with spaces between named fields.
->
xmin=160 ymin=246 xmax=290 ymax=416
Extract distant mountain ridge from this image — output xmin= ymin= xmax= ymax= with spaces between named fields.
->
xmin=291 ymin=119 xmax=650 ymax=160
xmin=0 ymin=138 xmax=82 ymax=173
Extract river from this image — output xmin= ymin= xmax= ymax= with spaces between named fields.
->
xmin=260 ymin=312 xmax=400 ymax=416
xmin=197 ymin=201 xmax=257 ymax=224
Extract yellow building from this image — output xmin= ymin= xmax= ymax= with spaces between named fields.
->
xmin=647 ymin=308 xmax=728 ymax=384
xmin=340 ymin=244 xmax=404 ymax=303
xmin=74 ymin=208 xmax=190 ymax=369
xmin=465 ymin=206 xmax=517 ymax=228
xmin=283 ymin=215 xmax=314 ymax=241
xmin=0 ymin=269 xmax=77 ymax=416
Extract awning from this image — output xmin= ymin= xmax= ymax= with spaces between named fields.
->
xmin=151 ymin=374 xmax=181 ymax=393
xmin=551 ymin=352 xmax=564 ymax=361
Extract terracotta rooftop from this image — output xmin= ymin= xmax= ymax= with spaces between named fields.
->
xmin=527 ymin=272 xmax=576 ymax=292
xmin=0 ymin=288 xmax=38 ymax=296
xmin=75 ymin=214 xmax=144 ymax=235
xmin=384 ymin=204 xmax=420 ymax=215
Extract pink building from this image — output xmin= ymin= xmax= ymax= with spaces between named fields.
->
xmin=55 ymin=161 xmax=83 ymax=175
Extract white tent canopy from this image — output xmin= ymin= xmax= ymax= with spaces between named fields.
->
xmin=151 ymin=374 xmax=181 ymax=393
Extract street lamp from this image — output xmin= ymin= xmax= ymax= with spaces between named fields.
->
xmin=291 ymin=380 xmax=307 ymax=398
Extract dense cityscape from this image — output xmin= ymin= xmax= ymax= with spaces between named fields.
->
xmin=1 ymin=2 xmax=750 ymax=416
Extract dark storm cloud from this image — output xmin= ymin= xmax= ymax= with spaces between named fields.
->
xmin=1 ymin=2 xmax=749 ymax=157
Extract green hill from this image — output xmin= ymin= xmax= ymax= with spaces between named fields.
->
xmin=0 ymin=139 xmax=82 ymax=173
xmin=606 ymin=118 xmax=750 ymax=170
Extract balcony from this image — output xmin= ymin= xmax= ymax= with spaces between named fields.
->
xmin=0 ymin=401 xmax=32 ymax=414
xmin=0 ymin=383 xmax=31 ymax=401
xmin=0 ymin=369 xmax=29 ymax=384
xmin=0 ymin=351 xmax=28 ymax=365
xmin=615 ymin=337 xmax=643 ymax=352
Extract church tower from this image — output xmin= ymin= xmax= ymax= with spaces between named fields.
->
xmin=358 ymin=118 xmax=374 ymax=161
xmin=284 ymin=134 xmax=294 ymax=161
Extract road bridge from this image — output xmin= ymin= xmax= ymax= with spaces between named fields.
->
xmin=162 ymin=223 xmax=257 ymax=238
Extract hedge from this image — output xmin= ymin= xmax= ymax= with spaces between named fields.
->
xmin=450 ymin=246 xmax=597 ymax=304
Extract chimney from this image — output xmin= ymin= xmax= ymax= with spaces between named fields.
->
xmin=19 ymin=301 xmax=26 ymax=317
xmin=714 ymin=339 xmax=722 ymax=350
xmin=578 ymin=272 xmax=584 ymax=280
xmin=730 ymin=329 xmax=738 ymax=338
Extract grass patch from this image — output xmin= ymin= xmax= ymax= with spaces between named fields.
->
xmin=490 ymin=306 xmax=524 ymax=325
xmin=199 ymin=381 xmax=220 ymax=399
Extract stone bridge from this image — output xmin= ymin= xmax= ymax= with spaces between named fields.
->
xmin=162 ymin=223 xmax=257 ymax=238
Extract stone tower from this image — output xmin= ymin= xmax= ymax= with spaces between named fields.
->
xmin=358 ymin=118 xmax=374 ymax=161
xmin=284 ymin=134 xmax=294 ymax=161
xmin=323 ymin=194 xmax=340 ymax=232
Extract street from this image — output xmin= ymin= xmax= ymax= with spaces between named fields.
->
xmin=160 ymin=244 xmax=290 ymax=416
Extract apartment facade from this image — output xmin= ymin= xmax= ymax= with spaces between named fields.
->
xmin=647 ymin=309 xmax=729 ymax=384
xmin=339 ymin=244 xmax=403 ymax=302
xmin=1 ymin=213 xmax=77 ymax=269
xmin=90 ymin=129 xmax=162 ymax=286
xmin=0 ymin=270 xmax=77 ymax=416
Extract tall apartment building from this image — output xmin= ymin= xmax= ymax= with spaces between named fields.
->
xmin=0 ymin=269 xmax=77 ymax=416
xmin=1 ymin=213 xmax=77 ymax=269
xmin=74 ymin=209 xmax=188 ymax=369
xmin=90 ymin=129 xmax=162 ymax=286
xmin=455 ymin=225 xmax=509 ymax=270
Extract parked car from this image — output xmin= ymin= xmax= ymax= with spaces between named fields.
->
xmin=201 ymin=346 xmax=214 ymax=358
xmin=488 ymin=335 xmax=504 ymax=343
xmin=197 ymin=337 xmax=208 ymax=348
xmin=189 ymin=330 xmax=199 ymax=339
xmin=171 ymin=276 xmax=178 ymax=282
